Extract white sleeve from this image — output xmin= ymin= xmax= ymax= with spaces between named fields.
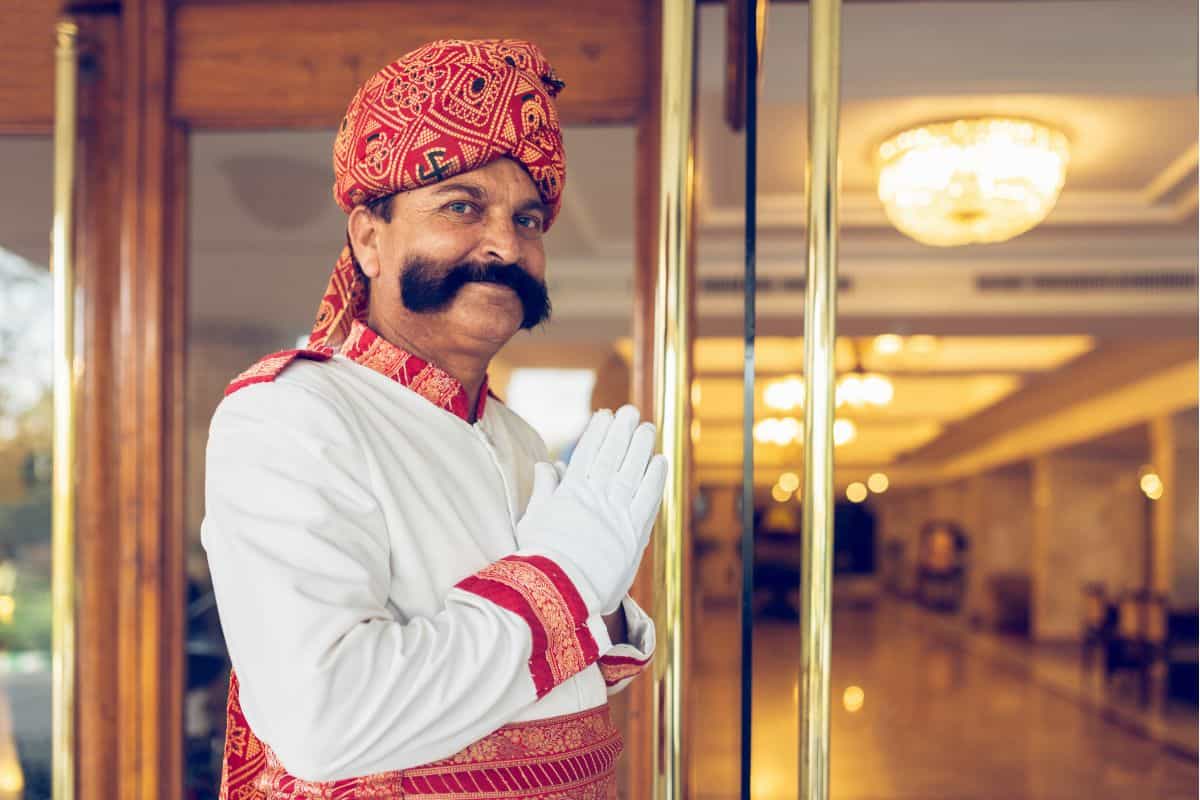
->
xmin=598 ymin=594 xmax=656 ymax=695
xmin=201 ymin=380 xmax=609 ymax=782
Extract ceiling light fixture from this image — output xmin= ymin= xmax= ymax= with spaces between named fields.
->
xmin=752 ymin=416 xmax=856 ymax=448
xmin=763 ymin=340 xmax=893 ymax=412
xmin=877 ymin=117 xmax=1069 ymax=247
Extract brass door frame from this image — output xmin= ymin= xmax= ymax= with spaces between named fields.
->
xmin=51 ymin=20 xmax=80 ymax=800
xmin=800 ymin=2 xmax=842 ymax=799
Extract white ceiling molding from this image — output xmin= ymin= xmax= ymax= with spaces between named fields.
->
xmin=698 ymin=142 xmax=1200 ymax=232
xmin=1142 ymin=141 xmax=1199 ymax=205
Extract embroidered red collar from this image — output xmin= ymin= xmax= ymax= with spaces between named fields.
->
xmin=339 ymin=320 xmax=489 ymax=423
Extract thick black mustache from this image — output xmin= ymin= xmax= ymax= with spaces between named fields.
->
xmin=400 ymin=258 xmax=552 ymax=330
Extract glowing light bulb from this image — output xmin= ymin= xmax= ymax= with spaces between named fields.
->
xmin=843 ymin=685 xmax=865 ymax=712
xmin=833 ymin=418 xmax=857 ymax=447
xmin=1140 ymin=473 xmax=1164 ymax=500
xmin=765 ymin=376 xmax=804 ymax=411
xmin=873 ymin=334 xmax=904 ymax=356
xmin=862 ymin=374 xmax=894 ymax=405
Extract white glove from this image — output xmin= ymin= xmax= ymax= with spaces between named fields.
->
xmin=517 ymin=405 xmax=668 ymax=615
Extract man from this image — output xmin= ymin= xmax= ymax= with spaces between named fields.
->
xmin=202 ymin=39 xmax=666 ymax=800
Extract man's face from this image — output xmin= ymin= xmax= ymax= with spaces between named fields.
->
xmin=350 ymin=157 xmax=551 ymax=350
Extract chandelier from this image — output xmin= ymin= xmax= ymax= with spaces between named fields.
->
xmin=764 ymin=375 xmax=892 ymax=410
xmin=752 ymin=416 xmax=857 ymax=447
xmin=763 ymin=336 xmax=894 ymax=413
xmin=877 ymin=117 xmax=1069 ymax=247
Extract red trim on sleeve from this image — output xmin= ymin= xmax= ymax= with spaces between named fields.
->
xmin=455 ymin=554 xmax=600 ymax=698
xmin=597 ymin=653 xmax=652 ymax=687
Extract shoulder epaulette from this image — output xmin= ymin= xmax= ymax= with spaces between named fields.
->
xmin=224 ymin=347 xmax=334 ymax=397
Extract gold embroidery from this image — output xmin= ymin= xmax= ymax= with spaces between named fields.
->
xmin=473 ymin=560 xmax=588 ymax=683
xmin=599 ymin=660 xmax=645 ymax=685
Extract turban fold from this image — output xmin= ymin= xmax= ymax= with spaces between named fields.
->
xmin=309 ymin=39 xmax=567 ymax=349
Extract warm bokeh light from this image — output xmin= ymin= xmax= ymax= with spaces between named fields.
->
xmin=771 ymin=484 xmax=793 ymax=503
xmin=836 ymin=373 xmax=894 ymax=408
xmin=907 ymin=334 xmax=939 ymax=355
xmin=754 ymin=416 xmax=802 ymax=446
xmin=768 ymin=372 xmax=895 ymax=412
xmin=862 ymin=374 xmax=895 ymax=405
xmin=764 ymin=376 xmax=804 ymax=411
xmin=1140 ymin=472 xmax=1164 ymax=501
xmin=833 ymin=418 xmax=857 ymax=447
xmin=873 ymin=334 xmax=904 ymax=356
xmin=878 ymin=117 xmax=1070 ymax=246
xmin=778 ymin=471 xmax=801 ymax=493
xmin=846 ymin=482 xmax=868 ymax=503
xmin=0 ymin=596 xmax=13 ymax=626
xmin=868 ymin=472 xmax=890 ymax=494
xmin=843 ymin=685 xmax=866 ymax=712
xmin=0 ymin=757 xmax=23 ymax=793
xmin=691 ymin=380 xmax=702 ymax=407
xmin=690 ymin=419 xmax=701 ymax=444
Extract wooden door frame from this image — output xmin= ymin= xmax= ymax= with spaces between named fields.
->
xmin=2 ymin=1 xmax=670 ymax=797
xmin=114 ymin=2 xmax=188 ymax=798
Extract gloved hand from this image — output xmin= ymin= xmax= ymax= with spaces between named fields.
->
xmin=517 ymin=405 xmax=668 ymax=615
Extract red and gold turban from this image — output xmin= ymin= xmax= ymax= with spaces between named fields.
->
xmin=309 ymin=39 xmax=567 ymax=349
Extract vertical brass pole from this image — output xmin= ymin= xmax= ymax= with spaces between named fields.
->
xmin=799 ymin=1 xmax=841 ymax=799
xmin=652 ymin=0 xmax=695 ymax=798
xmin=51 ymin=19 xmax=80 ymax=800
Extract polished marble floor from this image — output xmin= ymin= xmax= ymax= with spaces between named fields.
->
xmin=691 ymin=598 xmax=1199 ymax=800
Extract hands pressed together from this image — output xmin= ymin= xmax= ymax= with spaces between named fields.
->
xmin=516 ymin=405 xmax=669 ymax=615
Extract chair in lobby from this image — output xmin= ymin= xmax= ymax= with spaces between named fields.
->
xmin=1104 ymin=590 xmax=1169 ymax=706
xmin=1080 ymin=582 xmax=1115 ymax=672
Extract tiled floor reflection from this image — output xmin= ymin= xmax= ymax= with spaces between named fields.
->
xmin=691 ymin=598 xmax=1199 ymax=800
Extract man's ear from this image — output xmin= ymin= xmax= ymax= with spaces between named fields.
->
xmin=347 ymin=206 xmax=383 ymax=279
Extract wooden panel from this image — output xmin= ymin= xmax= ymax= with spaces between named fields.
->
xmin=75 ymin=14 xmax=122 ymax=799
xmin=173 ymin=0 xmax=647 ymax=127
xmin=117 ymin=1 xmax=186 ymax=798
xmin=0 ymin=0 xmax=60 ymax=131
xmin=625 ymin=0 xmax=661 ymax=797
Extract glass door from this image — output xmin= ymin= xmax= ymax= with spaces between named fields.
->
xmin=0 ymin=133 xmax=54 ymax=800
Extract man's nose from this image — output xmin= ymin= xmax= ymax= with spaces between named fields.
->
xmin=478 ymin=214 xmax=522 ymax=265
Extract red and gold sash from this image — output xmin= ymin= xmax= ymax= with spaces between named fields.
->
xmin=219 ymin=673 xmax=622 ymax=800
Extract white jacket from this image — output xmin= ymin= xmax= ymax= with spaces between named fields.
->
xmin=202 ymin=335 xmax=653 ymax=783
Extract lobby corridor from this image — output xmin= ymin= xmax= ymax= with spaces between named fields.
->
xmin=692 ymin=600 xmax=1199 ymax=800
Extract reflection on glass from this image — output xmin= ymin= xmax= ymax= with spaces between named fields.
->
xmin=185 ymin=131 xmax=344 ymax=797
xmin=505 ymin=368 xmax=596 ymax=460
xmin=0 ymin=136 xmax=54 ymax=800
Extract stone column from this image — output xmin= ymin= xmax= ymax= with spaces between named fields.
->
xmin=1149 ymin=408 xmax=1199 ymax=607
xmin=874 ymin=487 xmax=932 ymax=597
xmin=964 ymin=465 xmax=1033 ymax=629
xmin=1031 ymin=453 xmax=1146 ymax=642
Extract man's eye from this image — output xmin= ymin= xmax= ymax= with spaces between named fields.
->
xmin=447 ymin=201 xmax=473 ymax=214
xmin=517 ymin=214 xmax=544 ymax=231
